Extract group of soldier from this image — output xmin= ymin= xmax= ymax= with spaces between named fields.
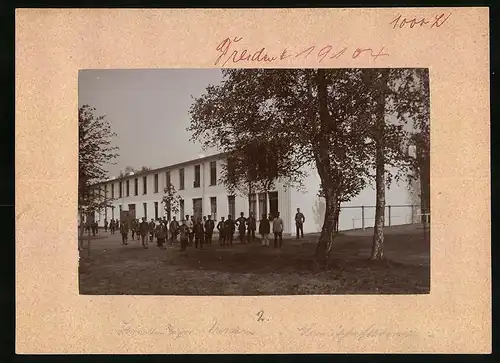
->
xmin=95 ymin=208 xmax=306 ymax=251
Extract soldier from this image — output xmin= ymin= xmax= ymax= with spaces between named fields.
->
xmin=187 ymin=215 xmax=195 ymax=246
xmin=258 ymin=213 xmax=270 ymax=247
xmin=131 ymin=219 xmax=136 ymax=240
xmin=247 ymin=212 xmax=257 ymax=244
xmin=178 ymin=220 xmax=190 ymax=251
xmin=236 ymin=212 xmax=247 ymax=244
xmin=156 ymin=220 xmax=168 ymax=248
xmin=139 ymin=218 xmax=149 ymax=249
xmin=273 ymin=212 xmax=284 ymax=248
xmin=104 ymin=219 xmax=108 ymax=233
xmin=169 ymin=216 xmax=180 ymax=244
xmin=225 ymin=215 xmax=235 ymax=247
xmin=217 ymin=216 xmax=226 ymax=247
xmin=109 ymin=219 xmax=115 ymax=234
xmin=295 ymin=207 xmax=305 ymax=239
xmin=149 ymin=219 xmax=156 ymax=242
xmin=120 ymin=221 xmax=129 ymax=245
xmin=194 ymin=217 xmax=205 ymax=249
xmin=205 ymin=215 xmax=215 ymax=244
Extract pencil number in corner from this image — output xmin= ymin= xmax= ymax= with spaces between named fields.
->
xmin=390 ymin=12 xmax=452 ymax=29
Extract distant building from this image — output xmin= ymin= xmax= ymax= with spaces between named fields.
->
xmin=87 ymin=153 xmax=418 ymax=234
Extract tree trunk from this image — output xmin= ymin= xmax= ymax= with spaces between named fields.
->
xmin=79 ymin=212 xmax=85 ymax=250
xmin=419 ymin=151 xmax=430 ymax=225
xmin=370 ymin=69 xmax=389 ymax=261
xmin=315 ymin=186 xmax=337 ymax=261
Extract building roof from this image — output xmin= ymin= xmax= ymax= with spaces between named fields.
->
xmin=90 ymin=151 xmax=229 ymax=187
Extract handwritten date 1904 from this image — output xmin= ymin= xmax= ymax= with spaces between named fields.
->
xmin=390 ymin=12 xmax=451 ymax=29
xmin=215 ymin=37 xmax=389 ymax=67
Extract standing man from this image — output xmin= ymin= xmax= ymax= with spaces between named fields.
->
xmin=273 ymin=212 xmax=284 ymax=248
xmin=259 ymin=213 xmax=270 ymax=247
xmin=109 ymin=219 xmax=115 ymax=234
xmin=169 ymin=216 xmax=180 ymax=244
xmin=236 ymin=212 xmax=247 ymax=244
xmin=295 ymin=208 xmax=305 ymax=239
xmin=149 ymin=219 xmax=156 ymax=243
xmin=217 ymin=216 xmax=226 ymax=247
xmin=225 ymin=215 xmax=235 ymax=247
xmin=178 ymin=219 xmax=189 ymax=252
xmin=185 ymin=215 xmax=194 ymax=246
xmin=247 ymin=212 xmax=257 ymax=244
xmin=139 ymin=217 xmax=149 ymax=249
xmin=156 ymin=219 xmax=168 ymax=249
xmin=131 ymin=219 xmax=136 ymax=240
xmin=205 ymin=215 xmax=215 ymax=244
xmin=120 ymin=221 xmax=129 ymax=245
xmin=194 ymin=217 xmax=205 ymax=249
xmin=104 ymin=219 xmax=108 ymax=233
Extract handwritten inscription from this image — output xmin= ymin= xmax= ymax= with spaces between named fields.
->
xmin=390 ymin=12 xmax=451 ymax=29
xmin=214 ymin=37 xmax=389 ymax=67
xmin=297 ymin=324 xmax=418 ymax=343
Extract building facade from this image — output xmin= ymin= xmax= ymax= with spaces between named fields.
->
xmin=88 ymin=153 xmax=417 ymax=235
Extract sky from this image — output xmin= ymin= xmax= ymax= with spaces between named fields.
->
xmin=78 ymin=69 xmax=224 ymax=177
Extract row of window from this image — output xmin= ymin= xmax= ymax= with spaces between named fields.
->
xmin=108 ymin=193 xmax=274 ymax=222
xmin=103 ymin=161 xmax=218 ymax=199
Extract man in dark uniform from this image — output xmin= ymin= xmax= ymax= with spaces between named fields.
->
xmin=170 ymin=216 xmax=179 ymax=244
xmin=217 ymin=216 xmax=226 ymax=247
xmin=225 ymin=215 xmax=235 ymax=247
xmin=120 ymin=221 xmax=129 ymax=245
xmin=236 ymin=212 xmax=247 ymax=244
xmin=178 ymin=220 xmax=189 ymax=252
xmin=247 ymin=212 xmax=257 ymax=243
xmin=295 ymin=208 xmax=305 ymax=239
xmin=104 ymin=219 xmax=108 ymax=232
xmin=149 ymin=219 xmax=156 ymax=242
xmin=194 ymin=217 xmax=205 ymax=249
xmin=205 ymin=215 xmax=215 ymax=244
xmin=156 ymin=220 xmax=168 ymax=248
xmin=139 ymin=218 xmax=149 ymax=249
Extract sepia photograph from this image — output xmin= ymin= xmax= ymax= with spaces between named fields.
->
xmin=78 ymin=68 xmax=430 ymax=296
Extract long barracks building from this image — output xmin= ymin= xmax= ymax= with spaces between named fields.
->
xmin=88 ymin=152 xmax=419 ymax=235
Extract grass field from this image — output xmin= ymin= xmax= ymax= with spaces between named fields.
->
xmin=78 ymin=224 xmax=430 ymax=295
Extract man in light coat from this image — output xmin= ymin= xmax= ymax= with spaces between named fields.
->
xmin=272 ymin=212 xmax=284 ymax=248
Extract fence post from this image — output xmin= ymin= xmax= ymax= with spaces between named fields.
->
xmin=388 ymin=205 xmax=392 ymax=227
xmin=361 ymin=206 xmax=365 ymax=231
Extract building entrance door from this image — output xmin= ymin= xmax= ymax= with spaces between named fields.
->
xmin=269 ymin=191 xmax=278 ymax=218
xmin=193 ymin=198 xmax=203 ymax=221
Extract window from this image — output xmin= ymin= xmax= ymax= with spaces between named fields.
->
xmin=249 ymin=193 xmax=257 ymax=217
xmin=143 ymin=202 xmax=147 ymax=220
xmin=111 ymin=184 xmax=115 ymax=198
xmin=210 ymin=197 xmax=217 ymax=221
xmin=143 ymin=176 xmax=147 ymax=194
xmin=119 ymin=182 xmax=123 ymax=198
xmin=166 ymin=171 xmax=171 ymax=188
xmin=126 ymin=180 xmax=130 ymax=197
xmin=104 ymin=184 xmax=108 ymax=198
xmin=194 ymin=165 xmax=201 ymax=188
xmin=179 ymin=168 xmax=185 ymax=190
xmin=154 ymin=202 xmax=159 ymax=220
xmin=179 ymin=199 xmax=185 ymax=220
xmin=154 ymin=174 xmax=159 ymax=193
xmin=228 ymin=195 xmax=235 ymax=218
xmin=210 ymin=161 xmax=217 ymax=185
xmin=134 ymin=178 xmax=138 ymax=196
xmin=258 ymin=193 xmax=267 ymax=218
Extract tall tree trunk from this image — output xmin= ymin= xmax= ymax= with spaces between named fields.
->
xmin=370 ymin=69 xmax=389 ymax=261
xmin=419 ymin=151 xmax=430 ymax=225
xmin=315 ymin=186 xmax=337 ymax=260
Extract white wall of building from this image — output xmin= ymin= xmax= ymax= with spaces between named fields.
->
xmin=289 ymin=166 xmax=415 ymax=234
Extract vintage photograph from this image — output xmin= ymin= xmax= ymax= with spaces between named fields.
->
xmin=78 ymin=68 xmax=430 ymax=295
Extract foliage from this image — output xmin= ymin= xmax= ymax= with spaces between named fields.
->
xmin=79 ymin=105 xmax=119 ymax=216
xmin=162 ymin=183 xmax=182 ymax=218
